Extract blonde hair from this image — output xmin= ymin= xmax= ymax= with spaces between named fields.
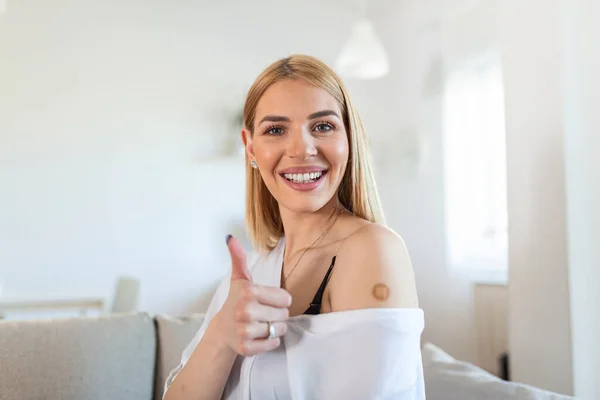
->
xmin=243 ymin=54 xmax=385 ymax=250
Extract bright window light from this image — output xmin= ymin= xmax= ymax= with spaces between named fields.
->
xmin=443 ymin=50 xmax=509 ymax=283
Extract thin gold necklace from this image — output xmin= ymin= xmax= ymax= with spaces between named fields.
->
xmin=281 ymin=208 xmax=343 ymax=285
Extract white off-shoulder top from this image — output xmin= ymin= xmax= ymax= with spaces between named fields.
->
xmin=164 ymin=238 xmax=426 ymax=400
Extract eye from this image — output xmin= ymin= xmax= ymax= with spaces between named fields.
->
xmin=264 ymin=125 xmax=285 ymax=136
xmin=313 ymin=122 xmax=335 ymax=133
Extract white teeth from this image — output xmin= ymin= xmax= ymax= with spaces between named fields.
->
xmin=283 ymin=171 xmax=323 ymax=183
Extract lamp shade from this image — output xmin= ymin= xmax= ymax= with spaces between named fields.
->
xmin=335 ymin=19 xmax=390 ymax=80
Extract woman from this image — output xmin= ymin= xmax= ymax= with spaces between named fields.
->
xmin=164 ymin=55 xmax=424 ymax=400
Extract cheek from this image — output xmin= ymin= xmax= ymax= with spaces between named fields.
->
xmin=254 ymin=143 xmax=280 ymax=171
xmin=327 ymin=135 xmax=350 ymax=169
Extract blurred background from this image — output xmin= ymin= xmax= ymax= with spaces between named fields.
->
xmin=0 ymin=0 xmax=597 ymax=398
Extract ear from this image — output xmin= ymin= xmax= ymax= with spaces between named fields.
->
xmin=241 ymin=128 xmax=255 ymax=159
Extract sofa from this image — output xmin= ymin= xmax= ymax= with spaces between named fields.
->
xmin=0 ymin=313 xmax=201 ymax=400
xmin=0 ymin=313 xmax=574 ymax=400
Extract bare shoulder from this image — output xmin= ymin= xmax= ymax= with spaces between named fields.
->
xmin=328 ymin=223 xmax=419 ymax=312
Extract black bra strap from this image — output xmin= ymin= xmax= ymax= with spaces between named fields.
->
xmin=304 ymin=256 xmax=337 ymax=315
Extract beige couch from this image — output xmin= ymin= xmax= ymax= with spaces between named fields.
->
xmin=0 ymin=313 xmax=204 ymax=400
xmin=0 ymin=313 xmax=574 ymax=400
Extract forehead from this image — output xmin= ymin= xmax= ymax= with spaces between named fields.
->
xmin=255 ymin=79 xmax=342 ymax=119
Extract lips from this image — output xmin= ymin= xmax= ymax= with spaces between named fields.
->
xmin=277 ymin=165 xmax=329 ymax=191
xmin=276 ymin=169 xmax=326 ymax=193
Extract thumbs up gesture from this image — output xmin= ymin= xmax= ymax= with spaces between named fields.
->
xmin=228 ymin=234 xmax=253 ymax=282
xmin=216 ymin=235 xmax=292 ymax=356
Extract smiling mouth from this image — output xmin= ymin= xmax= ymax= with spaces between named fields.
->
xmin=281 ymin=170 xmax=327 ymax=184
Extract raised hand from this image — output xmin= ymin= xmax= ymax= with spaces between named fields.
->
xmin=215 ymin=235 xmax=292 ymax=356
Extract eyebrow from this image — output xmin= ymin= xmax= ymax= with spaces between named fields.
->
xmin=258 ymin=115 xmax=291 ymax=125
xmin=257 ymin=109 xmax=340 ymax=126
xmin=307 ymin=110 xmax=340 ymax=120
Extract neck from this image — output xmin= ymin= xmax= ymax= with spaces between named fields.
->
xmin=280 ymin=197 xmax=340 ymax=258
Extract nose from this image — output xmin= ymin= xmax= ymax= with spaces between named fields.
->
xmin=287 ymin=128 xmax=317 ymax=160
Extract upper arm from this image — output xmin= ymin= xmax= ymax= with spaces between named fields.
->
xmin=328 ymin=223 xmax=419 ymax=312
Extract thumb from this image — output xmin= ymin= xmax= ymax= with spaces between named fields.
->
xmin=226 ymin=235 xmax=252 ymax=282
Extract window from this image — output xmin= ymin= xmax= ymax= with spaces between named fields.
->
xmin=442 ymin=50 xmax=508 ymax=283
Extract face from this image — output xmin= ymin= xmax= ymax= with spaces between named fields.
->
xmin=243 ymin=79 xmax=349 ymax=214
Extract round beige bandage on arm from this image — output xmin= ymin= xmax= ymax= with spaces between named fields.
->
xmin=372 ymin=283 xmax=390 ymax=301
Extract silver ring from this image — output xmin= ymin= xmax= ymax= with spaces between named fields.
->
xmin=267 ymin=321 xmax=276 ymax=339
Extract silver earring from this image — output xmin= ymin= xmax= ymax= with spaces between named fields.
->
xmin=250 ymin=160 xmax=258 ymax=169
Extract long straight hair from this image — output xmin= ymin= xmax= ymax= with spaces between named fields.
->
xmin=243 ymin=55 xmax=385 ymax=251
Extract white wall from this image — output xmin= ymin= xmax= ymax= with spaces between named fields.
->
xmin=372 ymin=0 xmax=479 ymax=364
xmin=561 ymin=1 xmax=600 ymax=398
xmin=0 ymin=0 xmax=359 ymax=314
xmin=0 ymin=0 xmax=480 ymax=365
xmin=498 ymin=0 xmax=573 ymax=395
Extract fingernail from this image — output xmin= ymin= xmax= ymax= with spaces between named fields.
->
xmin=225 ymin=234 xmax=232 ymax=244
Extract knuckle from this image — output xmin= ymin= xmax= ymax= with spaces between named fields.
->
xmin=235 ymin=323 xmax=248 ymax=339
xmin=238 ymin=340 xmax=248 ymax=355
xmin=241 ymin=341 xmax=255 ymax=356
xmin=243 ymin=285 xmax=257 ymax=301
xmin=235 ymin=304 xmax=251 ymax=322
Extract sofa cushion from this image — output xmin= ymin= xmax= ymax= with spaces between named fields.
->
xmin=422 ymin=342 xmax=574 ymax=400
xmin=0 ymin=313 xmax=156 ymax=400
xmin=154 ymin=314 xmax=205 ymax=400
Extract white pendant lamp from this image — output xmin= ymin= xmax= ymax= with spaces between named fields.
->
xmin=335 ymin=17 xmax=390 ymax=80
